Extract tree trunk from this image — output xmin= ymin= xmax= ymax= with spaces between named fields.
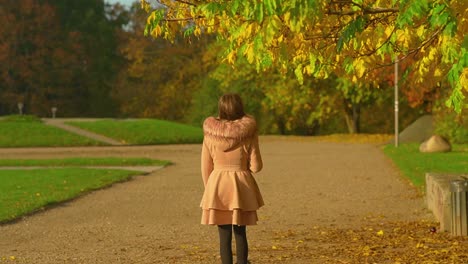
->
xmin=344 ymin=101 xmax=361 ymax=134
xmin=277 ymin=117 xmax=286 ymax=135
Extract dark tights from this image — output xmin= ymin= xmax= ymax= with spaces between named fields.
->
xmin=218 ymin=225 xmax=248 ymax=264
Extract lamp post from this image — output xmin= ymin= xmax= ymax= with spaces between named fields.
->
xmin=394 ymin=57 xmax=399 ymax=147
xmin=17 ymin=102 xmax=24 ymax=115
xmin=51 ymin=107 xmax=57 ymax=119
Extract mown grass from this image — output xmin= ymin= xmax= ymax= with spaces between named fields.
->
xmin=67 ymin=119 xmax=203 ymax=145
xmin=0 ymin=157 xmax=170 ymax=223
xmin=0 ymin=115 xmax=103 ymax=147
xmin=0 ymin=168 xmax=142 ymax=223
xmin=0 ymin=157 xmax=170 ymax=167
xmin=383 ymin=143 xmax=468 ymax=189
xmin=262 ymin=134 xmax=393 ymax=145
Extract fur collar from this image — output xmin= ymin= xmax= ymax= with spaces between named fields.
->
xmin=203 ymin=115 xmax=257 ymax=141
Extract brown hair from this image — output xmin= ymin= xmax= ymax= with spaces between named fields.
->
xmin=218 ymin=93 xmax=245 ymax=121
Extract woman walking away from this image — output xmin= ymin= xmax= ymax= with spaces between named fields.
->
xmin=200 ymin=93 xmax=264 ymax=264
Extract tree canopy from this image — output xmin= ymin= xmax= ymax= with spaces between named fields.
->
xmin=141 ymin=0 xmax=467 ymax=113
xmin=0 ymin=0 xmax=128 ymax=116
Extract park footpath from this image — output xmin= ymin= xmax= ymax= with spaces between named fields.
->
xmin=43 ymin=118 xmax=124 ymax=146
xmin=0 ymin=136 xmax=441 ymax=263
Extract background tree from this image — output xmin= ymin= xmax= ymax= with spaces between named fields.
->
xmin=50 ymin=0 xmax=129 ymax=116
xmin=112 ymin=3 xmax=214 ymax=120
xmin=0 ymin=0 xmax=128 ymax=117
xmin=208 ymin=59 xmax=339 ymax=134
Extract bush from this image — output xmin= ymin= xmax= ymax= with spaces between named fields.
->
xmin=433 ymin=110 xmax=467 ymax=144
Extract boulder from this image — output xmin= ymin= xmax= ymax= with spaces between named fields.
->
xmin=399 ymin=115 xmax=433 ymax=143
xmin=420 ymin=135 xmax=451 ymax=153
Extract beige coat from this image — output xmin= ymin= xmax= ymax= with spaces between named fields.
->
xmin=200 ymin=115 xmax=264 ymax=225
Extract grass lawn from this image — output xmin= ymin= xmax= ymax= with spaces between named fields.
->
xmin=0 ymin=115 xmax=103 ymax=147
xmin=273 ymin=133 xmax=394 ymax=144
xmin=0 ymin=168 xmax=142 ymax=223
xmin=66 ymin=119 xmax=203 ymax=145
xmin=383 ymin=143 xmax=468 ymax=189
xmin=0 ymin=157 xmax=170 ymax=223
xmin=0 ymin=157 xmax=170 ymax=167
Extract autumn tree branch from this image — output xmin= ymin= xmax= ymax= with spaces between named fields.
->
xmin=327 ymin=7 xmax=399 ymax=15
xmin=173 ymin=0 xmax=197 ymax=7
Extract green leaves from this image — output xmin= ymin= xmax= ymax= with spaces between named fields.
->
xmin=256 ymin=1 xmax=264 ymax=23
xmin=294 ymin=65 xmax=304 ymax=84
xmin=230 ymin=0 xmax=240 ymax=15
xmin=428 ymin=2 xmax=457 ymax=38
xmin=445 ymin=49 xmax=468 ymax=113
xmin=200 ymin=2 xmax=222 ymax=19
xmin=337 ymin=16 xmax=367 ymax=52
xmin=183 ymin=24 xmax=195 ymax=37
xmin=264 ymin=0 xmax=278 ymax=15
xmin=396 ymin=0 xmax=429 ymax=28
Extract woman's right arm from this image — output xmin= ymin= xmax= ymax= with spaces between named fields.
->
xmin=249 ymin=133 xmax=263 ymax=173
xmin=201 ymin=140 xmax=214 ymax=186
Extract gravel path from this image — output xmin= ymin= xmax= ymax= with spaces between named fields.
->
xmin=43 ymin=118 xmax=124 ymax=146
xmin=0 ymin=137 xmax=433 ymax=263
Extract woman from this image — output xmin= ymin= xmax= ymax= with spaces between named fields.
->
xmin=200 ymin=93 xmax=264 ymax=264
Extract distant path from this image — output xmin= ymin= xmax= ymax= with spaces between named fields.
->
xmin=43 ymin=118 xmax=124 ymax=146
xmin=0 ymin=138 xmax=433 ymax=263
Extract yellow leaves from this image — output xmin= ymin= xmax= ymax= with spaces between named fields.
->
xmin=226 ymin=50 xmax=236 ymax=64
xmin=416 ymin=25 xmax=425 ymax=38
xmin=419 ymin=47 xmax=439 ymax=77
xmin=352 ymin=58 xmax=366 ymax=78
xmin=272 ymin=245 xmax=278 ymax=250
xmin=459 ymin=68 xmax=468 ymax=92
xmin=376 ymin=230 xmax=384 ymax=236
xmin=303 ymin=65 xmax=312 ymax=75
xmin=146 ymin=12 xmax=155 ymax=25
xmin=244 ymin=44 xmax=255 ymax=63
xmin=335 ymin=54 xmax=340 ymax=63
xmin=395 ymin=28 xmax=410 ymax=49
xmin=362 ymin=245 xmax=371 ymax=256
xmin=277 ymin=34 xmax=284 ymax=43
xmin=428 ymin=48 xmax=437 ymax=61
xmin=245 ymin=23 xmax=254 ymax=38
xmin=151 ymin=25 xmax=162 ymax=38
xmin=194 ymin=27 xmax=202 ymax=36
xmin=0 ymin=256 xmax=17 ymax=263
xmin=283 ymin=12 xmax=291 ymax=25
xmin=384 ymin=26 xmax=394 ymax=38
xmin=140 ymin=0 xmax=151 ymax=12
xmin=136 ymin=0 xmax=465 ymax=113
xmin=415 ymin=242 xmax=427 ymax=249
